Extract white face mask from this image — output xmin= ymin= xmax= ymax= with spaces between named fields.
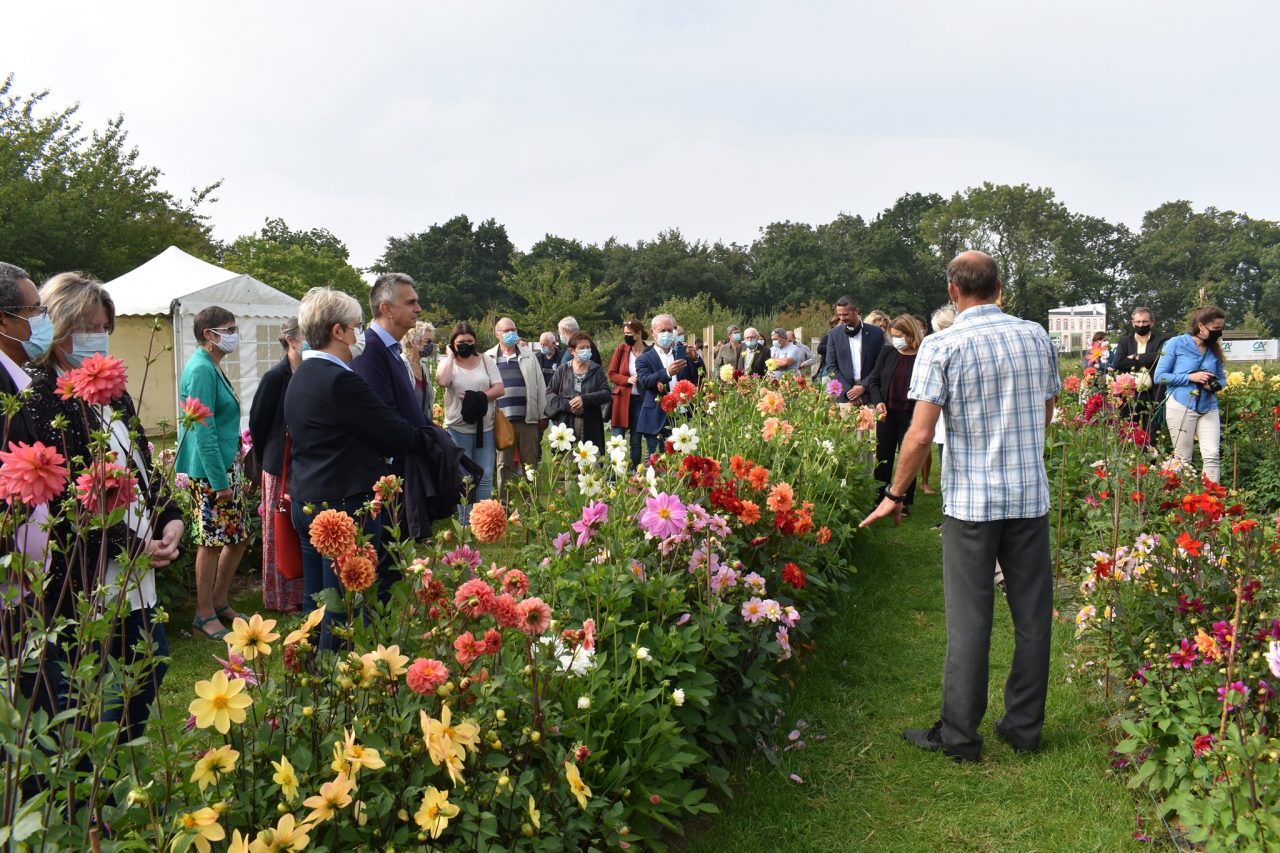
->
xmin=348 ymin=331 xmax=366 ymax=359
xmin=892 ymin=335 xmax=907 ymax=351
xmin=210 ymin=329 xmax=239 ymax=353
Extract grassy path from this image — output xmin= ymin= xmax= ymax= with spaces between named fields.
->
xmin=682 ymin=487 xmax=1143 ymax=853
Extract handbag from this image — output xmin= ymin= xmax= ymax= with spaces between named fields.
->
xmin=274 ymin=433 xmax=303 ymax=580
xmin=494 ymin=407 xmax=516 ymax=451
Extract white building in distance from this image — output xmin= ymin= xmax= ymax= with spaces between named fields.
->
xmin=1047 ymin=303 xmax=1107 ymax=352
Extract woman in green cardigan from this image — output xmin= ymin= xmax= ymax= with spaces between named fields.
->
xmin=175 ymin=306 xmax=249 ymax=640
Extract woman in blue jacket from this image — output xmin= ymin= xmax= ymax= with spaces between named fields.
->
xmin=175 ymin=306 xmax=249 ymax=639
xmin=1154 ymin=305 xmax=1228 ymax=483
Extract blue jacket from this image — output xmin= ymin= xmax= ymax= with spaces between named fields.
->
xmin=1154 ymin=334 xmax=1227 ymax=412
xmin=828 ymin=323 xmax=885 ymax=398
xmin=351 ymin=326 xmax=428 ymax=474
xmin=634 ymin=346 xmax=696 ymax=435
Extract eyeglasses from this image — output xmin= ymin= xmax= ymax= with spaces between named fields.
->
xmin=347 ymin=324 xmax=364 ymax=337
xmin=210 ymin=325 xmax=239 ymax=334
xmin=0 ymin=305 xmax=48 ymax=318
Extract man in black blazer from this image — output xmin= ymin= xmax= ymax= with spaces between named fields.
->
xmin=829 ymin=295 xmax=885 ymax=405
xmin=0 ymin=263 xmax=41 ymax=450
xmin=351 ymin=273 xmax=428 ymax=472
xmin=735 ymin=327 xmax=769 ymax=377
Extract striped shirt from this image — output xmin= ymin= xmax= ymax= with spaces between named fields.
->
xmin=496 ymin=352 xmax=527 ymax=419
xmin=909 ymin=304 xmax=1061 ymax=522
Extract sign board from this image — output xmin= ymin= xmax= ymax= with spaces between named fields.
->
xmin=1221 ymin=339 xmax=1280 ymax=362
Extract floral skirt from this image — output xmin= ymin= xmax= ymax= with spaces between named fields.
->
xmin=261 ymin=471 xmax=303 ymax=611
xmin=190 ymin=468 xmax=251 ymax=547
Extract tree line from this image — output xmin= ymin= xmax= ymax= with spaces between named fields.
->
xmin=3 ymin=75 xmax=1277 ymax=340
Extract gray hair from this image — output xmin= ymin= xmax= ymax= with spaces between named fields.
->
xmin=279 ymin=316 xmax=300 ymax=349
xmin=558 ymin=316 xmax=579 ymax=333
xmin=494 ymin=316 xmax=516 ymax=333
xmin=650 ymin=313 xmax=676 ymax=330
xmin=1131 ymin=306 xmax=1154 ymax=322
xmin=369 ymin=272 xmax=416 ymax=316
xmin=300 ymin=287 xmax=363 ymax=350
xmin=0 ymin=262 xmax=32 ymax=307
xmin=539 ymin=331 xmax=557 ymax=346
xmin=930 ymin=304 xmax=957 ymax=333
xmin=743 ymin=326 xmax=760 ymax=338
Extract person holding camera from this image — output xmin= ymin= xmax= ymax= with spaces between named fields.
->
xmin=1155 ymin=305 xmax=1228 ymax=483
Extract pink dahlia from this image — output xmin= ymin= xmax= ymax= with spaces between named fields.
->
xmin=454 ymin=578 xmax=496 ymax=618
xmin=638 ymin=492 xmax=687 ymax=539
xmin=74 ymin=460 xmax=138 ymax=514
xmin=406 ymin=658 xmax=449 ymax=694
xmin=68 ymin=353 xmax=127 ymax=405
xmin=0 ymin=441 xmax=69 ymax=506
xmin=516 ymin=597 xmax=552 ymax=636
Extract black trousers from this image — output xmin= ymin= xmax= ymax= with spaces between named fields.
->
xmin=874 ymin=406 xmax=916 ymax=505
xmin=938 ymin=514 xmax=1053 ymax=756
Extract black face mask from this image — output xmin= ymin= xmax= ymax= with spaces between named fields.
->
xmin=1132 ymin=325 xmax=1151 ymax=336
xmin=845 ymin=322 xmax=862 ymax=337
xmin=1203 ymin=329 xmax=1222 ymax=345
xmin=422 ymin=341 xmax=435 ymax=356
xmin=624 ymin=334 xmax=636 ymax=346
xmin=453 ymin=342 xmax=475 ymax=358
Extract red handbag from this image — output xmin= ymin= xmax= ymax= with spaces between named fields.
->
xmin=274 ymin=433 xmax=303 ymax=580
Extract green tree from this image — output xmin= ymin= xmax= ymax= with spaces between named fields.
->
xmin=0 ymin=75 xmax=218 ymax=280
xmin=374 ymin=214 xmax=515 ymax=321
xmin=499 ymin=257 xmax=615 ymax=337
xmin=219 ymin=217 xmax=368 ymax=308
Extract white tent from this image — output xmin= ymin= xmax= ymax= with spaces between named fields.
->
xmin=104 ymin=246 xmax=301 ymax=429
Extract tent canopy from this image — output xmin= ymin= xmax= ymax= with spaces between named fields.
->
xmin=105 ymin=246 xmax=299 ymax=317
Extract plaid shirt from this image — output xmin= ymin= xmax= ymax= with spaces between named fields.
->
xmin=909 ymin=304 xmax=1061 ymax=522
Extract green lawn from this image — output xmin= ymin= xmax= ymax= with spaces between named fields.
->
xmin=680 ymin=486 xmax=1148 ymax=853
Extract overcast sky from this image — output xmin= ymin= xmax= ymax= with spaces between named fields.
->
xmin=9 ymin=1 xmax=1280 ymax=269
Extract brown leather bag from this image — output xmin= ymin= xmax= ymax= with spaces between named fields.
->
xmin=493 ymin=408 xmax=515 ymax=451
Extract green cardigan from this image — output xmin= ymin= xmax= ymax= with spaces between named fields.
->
xmin=175 ymin=347 xmax=241 ymax=490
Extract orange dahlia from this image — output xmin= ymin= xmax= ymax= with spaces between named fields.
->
xmin=309 ymin=509 xmax=358 ymax=559
xmin=337 ymin=545 xmax=377 ymax=593
xmin=766 ymin=482 xmax=795 ymax=513
xmin=469 ymin=499 xmax=507 ymax=543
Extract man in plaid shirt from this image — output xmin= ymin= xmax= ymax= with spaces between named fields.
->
xmin=861 ymin=250 xmax=1061 ymax=762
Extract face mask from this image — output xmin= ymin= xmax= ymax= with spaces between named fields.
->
xmin=732 ymin=332 xmax=742 ymax=342
xmin=558 ymin=335 xmax=567 ymax=345
xmin=348 ymin=327 xmax=366 ymax=358
xmin=301 ymin=341 xmax=311 ymax=352
xmin=1132 ymin=324 xmax=1151 ymax=336
xmin=746 ymin=339 xmax=761 ymax=349
xmin=500 ymin=331 xmax=519 ymax=347
xmin=772 ymin=340 xmax=783 ymax=350
xmin=656 ymin=331 xmax=675 ymax=349
xmin=676 ymin=334 xmax=686 ymax=344
xmin=422 ymin=341 xmax=434 ymax=356
xmin=623 ymin=334 xmax=636 ymax=346
xmin=454 ymin=342 xmax=475 ymax=358
xmin=891 ymin=336 xmax=907 ymax=351
xmin=210 ymin=330 xmax=239 ymax=353
xmin=5 ymin=313 xmax=54 ymax=361
xmin=1203 ymin=328 xmax=1222 ymax=344
xmin=845 ymin=322 xmax=861 ymax=336
xmin=576 ymin=348 xmax=592 ymax=362
xmin=68 ymin=331 xmax=110 ymax=367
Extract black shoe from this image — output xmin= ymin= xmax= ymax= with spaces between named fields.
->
xmin=901 ymin=722 xmax=980 ymax=763
xmin=994 ymin=720 xmax=1039 ymax=754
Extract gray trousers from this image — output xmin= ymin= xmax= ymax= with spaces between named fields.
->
xmin=939 ymin=513 xmax=1053 ymax=754
xmin=497 ymin=420 xmax=541 ymax=502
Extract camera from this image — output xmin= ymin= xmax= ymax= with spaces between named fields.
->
xmin=1203 ymin=375 xmax=1223 ymax=395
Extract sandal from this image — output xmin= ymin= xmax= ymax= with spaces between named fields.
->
xmin=216 ymin=605 xmax=244 ymax=624
xmin=193 ymin=613 xmax=229 ymax=641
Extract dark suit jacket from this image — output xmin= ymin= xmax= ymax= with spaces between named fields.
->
xmin=865 ymin=347 xmax=918 ymax=410
xmin=284 ymin=358 xmax=417 ymax=504
xmin=0 ymin=364 xmax=37 ymax=450
xmin=248 ymin=356 xmax=294 ymax=477
xmin=736 ymin=348 xmax=768 ymax=377
xmin=829 ymin=323 xmax=885 ymax=398
xmin=635 ymin=347 xmax=695 ymax=435
xmin=351 ymin=327 xmax=428 ymax=475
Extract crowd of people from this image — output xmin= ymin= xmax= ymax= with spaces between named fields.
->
xmin=0 ymin=252 xmax=1235 ymax=766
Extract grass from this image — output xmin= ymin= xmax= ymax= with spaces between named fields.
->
xmin=680 ymin=484 xmax=1147 ymax=853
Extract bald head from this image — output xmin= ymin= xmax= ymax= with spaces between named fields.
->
xmin=946 ymin=251 xmax=1001 ymax=301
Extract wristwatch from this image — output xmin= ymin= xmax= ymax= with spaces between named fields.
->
xmin=884 ymin=488 xmax=906 ymax=504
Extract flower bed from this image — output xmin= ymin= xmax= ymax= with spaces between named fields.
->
xmin=2 ymin=366 xmax=879 ymax=850
xmin=1052 ymin=364 xmax=1280 ymax=848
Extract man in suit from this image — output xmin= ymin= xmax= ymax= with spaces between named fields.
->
xmin=736 ymin=327 xmax=769 ymax=377
xmin=351 ymin=273 xmax=428 ymax=456
xmin=829 ymin=295 xmax=885 ymax=404
xmin=635 ymin=312 xmax=696 ymax=457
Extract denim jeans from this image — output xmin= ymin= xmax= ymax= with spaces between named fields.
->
xmin=292 ymin=492 xmax=383 ymax=650
xmin=448 ymin=428 xmax=495 ymax=523
xmin=102 ymin=606 xmax=169 ymax=744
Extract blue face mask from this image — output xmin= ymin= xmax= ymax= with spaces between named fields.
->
xmin=656 ymin=331 xmax=675 ymax=349
xmin=676 ymin=334 xmax=686 ymax=343
xmin=67 ymin=331 xmax=110 ymax=367
xmin=301 ymin=341 xmax=311 ymax=352
xmin=732 ymin=332 xmax=742 ymax=342
xmin=501 ymin=330 xmax=520 ymax=347
xmin=6 ymin=313 xmax=54 ymax=361
xmin=576 ymin=348 xmax=592 ymax=362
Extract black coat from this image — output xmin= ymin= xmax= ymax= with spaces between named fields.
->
xmin=283 ymin=357 xmax=417 ymax=504
xmin=546 ymin=362 xmax=611 ymax=450
xmin=24 ymin=365 xmax=182 ymax=616
xmin=404 ymin=424 xmax=485 ymax=539
xmin=248 ymin=355 xmax=293 ymax=477
xmin=865 ymin=347 xmax=918 ymax=410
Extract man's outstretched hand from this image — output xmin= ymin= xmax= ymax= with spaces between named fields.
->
xmin=859 ymin=496 xmax=903 ymax=528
